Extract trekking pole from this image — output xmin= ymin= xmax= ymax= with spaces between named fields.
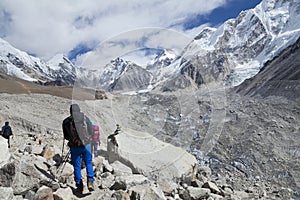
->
xmin=56 ymin=149 xmax=70 ymax=174
xmin=61 ymin=139 xmax=65 ymax=160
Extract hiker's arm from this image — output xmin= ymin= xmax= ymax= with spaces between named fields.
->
xmin=86 ymin=116 xmax=94 ymax=136
xmin=62 ymin=120 xmax=70 ymax=141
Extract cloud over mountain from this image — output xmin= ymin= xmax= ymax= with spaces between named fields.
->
xmin=0 ymin=0 xmax=226 ymax=59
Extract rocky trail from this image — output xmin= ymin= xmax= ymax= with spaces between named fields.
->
xmin=0 ymin=91 xmax=299 ymax=199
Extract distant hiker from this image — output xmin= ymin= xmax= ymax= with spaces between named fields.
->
xmin=91 ymin=121 xmax=100 ymax=157
xmin=1 ymin=121 xmax=13 ymax=148
xmin=107 ymin=124 xmax=121 ymax=163
xmin=62 ymin=104 xmax=95 ymax=193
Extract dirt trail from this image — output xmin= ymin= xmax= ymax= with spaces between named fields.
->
xmin=16 ymin=81 xmax=32 ymax=94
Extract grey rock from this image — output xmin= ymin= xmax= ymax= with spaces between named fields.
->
xmin=111 ymin=161 xmax=133 ymax=176
xmin=157 ymin=180 xmax=178 ymax=196
xmin=191 ymin=179 xmax=204 ymax=188
xmin=198 ymin=166 xmax=212 ymax=179
xmin=0 ymin=162 xmax=15 ymax=187
xmin=107 ymin=128 xmax=198 ymax=183
xmin=12 ymin=155 xmax=51 ymax=195
xmin=0 ymin=137 xmax=10 ymax=167
xmin=112 ymin=190 xmax=130 ymax=200
xmin=129 ymin=183 xmax=166 ymax=200
xmin=33 ymin=186 xmax=53 ymax=200
xmin=103 ymin=159 xmax=113 ymax=173
xmin=114 ymin=175 xmax=150 ymax=190
xmin=53 ymin=187 xmax=73 ymax=200
xmin=25 ymin=190 xmax=35 ymax=200
xmin=202 ymin=181 xmax=221 ymax=194
xmin=100 ymin=172 xmax=115 ymax=189
xmin=187 ymin=187 xmax=210 ymax=199
xmin=31 ymin=145 xmax=44 ymax=155
xmin=0 ymin=187 xmax=14 ymax=200
xmin=209 ymin=193 xmax=224 ymax=199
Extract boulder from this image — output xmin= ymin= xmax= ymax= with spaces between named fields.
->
xmin=0 ymin=187 xmax=14 ymax=200
xmin=113 ymin=175 xmax=150 ymax=190
xmin=187 ymin=187 xmax=211 ymax=199
xmin=0 ymin=137 xmax=10 ymax=167
xmin=31 ymin=145 xmax=44 ymax=155
xmin=19 ymin=144 xmax=32 ymax=154
xmin=129 ymin=183 xmax=166 ymax=200
xmin=34 ymin=186 xmax=54 ymax=200
xmin=209 ymin=193 xmax=224 ymax=199
xmin=112 ymin=190 xmax=130 ymax=200
xmin=53 ymin=187 xmax=73 ymax=200
xmin=111 ymin=161 xmax=133 ymax=176
xmin=12 ymin=155 xmax=51 ymax=195
xmin=60 ymin=162 xmax=73 ymax=177
xmin=100 ymin=172 xmax=115 ymax=189
xmin=25 ymin=190 xmax=35 ymax=200
xmin=41 ymin=145 xmax=56 ymax=160
xmin=107 ymin=128 xmax=198 ymax=184
xmin=0 ymin=162 xmax=15 ymax=187
xmin=202 ymin=181 xmax=221 ymax=194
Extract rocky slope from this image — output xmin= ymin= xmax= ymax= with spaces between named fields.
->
xmin=235 ymin=35 xmax=300 ymax=99
xmin=0 ymin=93 xmax=262 ymax=200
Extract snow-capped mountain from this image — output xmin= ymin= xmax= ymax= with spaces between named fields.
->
xmin=179 ymin=0 xmax=300 ymax=87
xmin=45 ymin=54 xmax=77 ymax=86
xmin=0 ymin=38 xmax=51 ymax=82
xmin=93 ymin=57 xmax=152 ymax=91
xmin=1 ymin=0 xmax=300 ymax=92
xmin=0 ymin=38 xmax=76 ymax=85
xmin=147 ymin=49 xmax=177 ymax=71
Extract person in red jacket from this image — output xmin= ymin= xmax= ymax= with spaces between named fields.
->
xmin=91 ymin=121 xmax=100 ymax=157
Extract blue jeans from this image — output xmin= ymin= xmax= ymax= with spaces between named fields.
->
xmin=70 ymin=144 xmax=95 ymax=185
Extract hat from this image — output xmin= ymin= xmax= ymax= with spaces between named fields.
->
xmin=70 ymin=104 xmax=80 ymax=115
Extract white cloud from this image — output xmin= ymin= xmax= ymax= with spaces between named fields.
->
xmin=0 ymin=0 xmax=226 ymax=60
xmin=76 ymin=28 xmax=193 ymax=70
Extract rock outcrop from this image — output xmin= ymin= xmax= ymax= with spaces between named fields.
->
xmin=107 ymin=128 xmax=198 ymax=185
xmin=0 ymin=137 xmax=10 ymax=167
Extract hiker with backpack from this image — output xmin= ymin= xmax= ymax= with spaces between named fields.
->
xmin=62 ymin=104 xmax=95 ymax=193
xmin=91 ymin=121 xmax=100 ymax=157
xmin=1 ymin=121 xmax=13 ymax=148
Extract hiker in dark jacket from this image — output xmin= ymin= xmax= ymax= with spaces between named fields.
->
xmin=1 ymin=121 xmax=13 ymax=148
xmin=62 ymin=104 xmax=95 ymax=193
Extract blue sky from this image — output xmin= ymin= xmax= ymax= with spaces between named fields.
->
xmin=183 ymin=0 xmax=262 ymax=29
xmin=0 ymin=0 xmax=262 ymax=62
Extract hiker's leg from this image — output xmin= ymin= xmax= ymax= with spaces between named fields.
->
xmin=92 ymin=143 xmax=97 ymax=157
xmin=7 ymin=137 xmax=10 ymax=148
xmin=91 ymin=143 xmax=94 ymax=155
xmin=83 ymin=144 xmax=94 ymax=182
xmin=70 ymin=147 xmax=82 ymax=185
xmin=94 ymin=142 xmax=98 ymax=157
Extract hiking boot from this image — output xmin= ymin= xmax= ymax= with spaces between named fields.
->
xmin=87 ymin=179 xmax=94 ymax=191
xmin=76 ymin=180 xmax=84 ymax=193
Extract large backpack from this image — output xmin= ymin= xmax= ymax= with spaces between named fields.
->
xmin=69 ymin=112 xmax=92 ymax=146
xmin=2 ymin=126 xmax=11 ymax=139
xmin=92 ymin=125 xmax=100 ymax=143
